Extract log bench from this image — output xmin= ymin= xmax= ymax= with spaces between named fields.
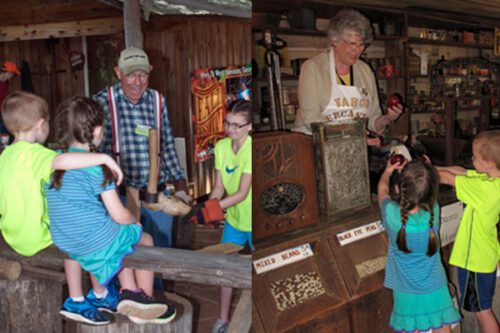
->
xmin=0 ymin=237 xmax=251 ymax=333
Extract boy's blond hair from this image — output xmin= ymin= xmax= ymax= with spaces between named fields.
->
xmin=1 ymin=91 xmax=49 ymax=134
xmin=475 ymin=130 xmax=500 ymax=169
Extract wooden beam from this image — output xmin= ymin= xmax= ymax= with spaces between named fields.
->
xmin=0 ymin=236 xmax=251 ymax=289
xmin=164 ymin=0 xmax=251 ymax=19
xmin=123 ymin=0 xmax=143 ymax=49
xmin=0 ymin=17 xmax=123 ymax=42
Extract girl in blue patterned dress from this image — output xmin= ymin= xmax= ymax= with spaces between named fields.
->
xmin=45 ymin=97 xmax=175 ymax=324
xmin=377 ymin=159 xmax=461 ymax=333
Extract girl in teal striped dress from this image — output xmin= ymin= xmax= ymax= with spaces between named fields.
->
xmin=378 ymin=159 xmax=461 ymax=333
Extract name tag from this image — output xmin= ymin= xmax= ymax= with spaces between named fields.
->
xmin=135 ymin=124 xmax=151 ymax=137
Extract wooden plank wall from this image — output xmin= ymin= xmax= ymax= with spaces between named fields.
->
xmin=0 ymin=37 xmax=86 ymax=141
xmin=144 ymin=16 xmax=252 ymax=197
xmin=0 ymin=13 xmax=251 ymax=197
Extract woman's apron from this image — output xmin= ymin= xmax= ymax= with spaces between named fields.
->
xmin=322 ymin=49 xmax=370 ymax=124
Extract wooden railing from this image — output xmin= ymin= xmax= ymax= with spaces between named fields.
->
xmin=0 ymin=237 xmax=251 ymax=333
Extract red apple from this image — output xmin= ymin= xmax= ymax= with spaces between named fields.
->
xmin=387 ymin=94 xmax=402 ymax=108
xmin=390 ymin=154 xmax=405 ymax=165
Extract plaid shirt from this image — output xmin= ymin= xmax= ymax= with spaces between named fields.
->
xmin=94 ymin=83 xmax=185 ymax=188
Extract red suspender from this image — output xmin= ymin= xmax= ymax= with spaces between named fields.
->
xmin=108 ymin=87 xmax=162 ymax=179
xmin=154 ymin=90 xmax=162 ymax=179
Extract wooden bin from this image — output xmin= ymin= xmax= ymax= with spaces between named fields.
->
xmin=325 ymin=206 xmax=393 ymax=333
xmin=252 ymin=230 xmax=350 ymax=332
xmin=311 ymin=121 xmax=371 ymax=217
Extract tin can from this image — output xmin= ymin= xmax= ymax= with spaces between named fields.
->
xmin=282 ymin=88 xmax=290 ymax=105
xmin=285 ymin=105 xmax=296 ymax=122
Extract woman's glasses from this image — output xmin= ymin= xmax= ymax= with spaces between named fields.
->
xmin=341 ymin=38 xmax=366 ymax=50
xmin=223 ymin=120 xmax=250 ymax=129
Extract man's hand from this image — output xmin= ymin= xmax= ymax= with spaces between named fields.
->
xmin=175 ymin=190 xmax=193 ymax=204
xmin=143 ymin=192 xmax=191 ymax=216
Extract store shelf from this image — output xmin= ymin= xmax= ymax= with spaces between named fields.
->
xmin=408 ymin=37 xmax=493 ymax=49
xmin=252 ymin=26 xmax=326 ymax=36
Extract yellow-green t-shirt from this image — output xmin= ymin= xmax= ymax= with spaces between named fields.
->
xmin=450 ymin=170 xmax=500 ymax=273
xmin=214 ymin=136 xmax=252 ymax=232
xmin=0 ymin=141 xmax=56 ymax=256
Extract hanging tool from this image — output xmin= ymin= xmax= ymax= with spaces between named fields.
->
xmin=264 ymin=29 xmax=287 ymax=130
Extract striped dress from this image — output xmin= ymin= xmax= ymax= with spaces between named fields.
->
xmin=381 ymin=199 xmax=461 ymax=332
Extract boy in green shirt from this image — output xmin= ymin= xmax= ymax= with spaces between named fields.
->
xmin=438 ymin=130 xmax=500 ymax=333
xmin=0 ymin=91 xmax=123 ymax=324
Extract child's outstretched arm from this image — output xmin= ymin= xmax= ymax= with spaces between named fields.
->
xmin=377 ymin=160 xmax=402 ymax=207
xmin=435 ymin=165 xmax=467 ymax=176
xmin=437 ymin=169 xmax=457 ymax=187
xmin=52 ymin=153 xmax=123 ymax=185
xmin=101 ymin=189 xmax=136 ymax=225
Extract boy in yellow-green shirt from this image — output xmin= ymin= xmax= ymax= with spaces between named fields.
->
xmin=438 ymin=130 xmax=500 ymax=333
xmin=0 ymin=91 xmax=123 ymax=256
xmin=0 ymin=91 xmax=123 ymax=324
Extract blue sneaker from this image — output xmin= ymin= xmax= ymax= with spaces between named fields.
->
xmin=86 ymin=288 xmax=119 ymax=314
xmin=60 ymin=298 xmax=110 ymax=325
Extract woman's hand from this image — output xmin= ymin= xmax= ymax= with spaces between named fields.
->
xmin=386 ymin=104 xmax=403 ymax=122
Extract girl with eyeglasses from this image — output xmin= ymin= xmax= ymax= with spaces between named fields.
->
xmin=209 ymin=99 xmax=252 ymax=333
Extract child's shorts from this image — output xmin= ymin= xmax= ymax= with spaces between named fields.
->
xmin=221 ymin=221 xmax=252 ymax=247
xmin=70 ymin=224 xmax=142 ymax=286
xmin=457 ymin=267 xmax=497 ymax=312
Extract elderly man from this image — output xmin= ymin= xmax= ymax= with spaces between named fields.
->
xmin=94 ymin=47 xmax=191 ymax=288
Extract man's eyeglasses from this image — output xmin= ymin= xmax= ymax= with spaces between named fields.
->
xmin=223 ymin=120 xmax=250 ymax=129
xmin=342 ymin=38 xmax=366 ymax=50
xmin=125 ymin=72 xmax=149 ymax=83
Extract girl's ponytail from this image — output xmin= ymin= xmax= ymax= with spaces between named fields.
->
xmin=425 ymin=204 xmax=438 ymax=256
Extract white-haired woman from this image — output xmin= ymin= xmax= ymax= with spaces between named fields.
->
xmin=293 ymin=8 xmax=403 ymax=141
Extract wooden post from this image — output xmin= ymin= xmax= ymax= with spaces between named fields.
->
xmin=123 ymin=0 xmax=143 ymax=49
xmin=0 ymin=271 xmax=63 ymax=333
xmin=125 ymin=187 xmax=141 ymax=222
xmin=227 ymin=289 xmax=252 ymax=333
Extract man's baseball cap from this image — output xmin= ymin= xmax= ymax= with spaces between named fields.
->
xmin=118 ymin=47 xmax=150 ymax=76
xmin=2 ymin=61 xmax=20 ymax=76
